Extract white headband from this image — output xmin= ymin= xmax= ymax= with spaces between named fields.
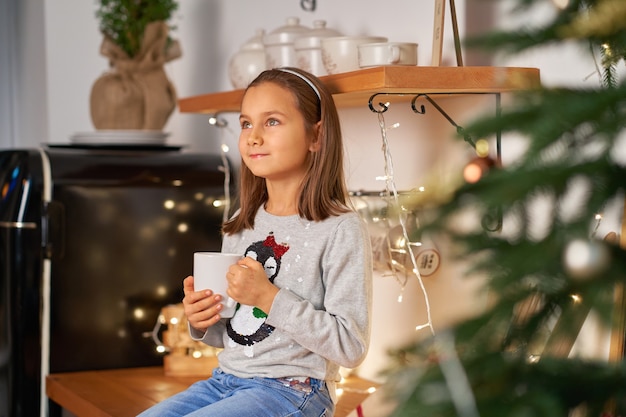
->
xmin=278 ymin=68 xmax=321 ymax=101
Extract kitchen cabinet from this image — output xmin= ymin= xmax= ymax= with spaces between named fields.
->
xmin=178 ymin=66 xmax=541 ymax=114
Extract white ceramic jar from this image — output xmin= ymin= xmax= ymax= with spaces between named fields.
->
xmin=228 ymin=29 xmax=268 ymax=89
xmin=294 ymin=20 xmax=342 ymax=76
xmin=263 ymin=17 xmax=311 ymax=69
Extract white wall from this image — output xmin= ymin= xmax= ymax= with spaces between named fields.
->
xmin=40 ymin=0 xmax=467 ymax=151
xmin=10 ymin=0 xmax=621 ymax=383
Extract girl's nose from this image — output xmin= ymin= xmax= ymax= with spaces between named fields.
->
xmin=247 ymin=129 xmax=262 ymax=146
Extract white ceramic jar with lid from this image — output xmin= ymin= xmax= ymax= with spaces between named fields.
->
xmin=294 ymin=20 xmax=342 ymax=76
xmin=263 ymin=17 xmax=311 ymax=68
xmin=228 ymin=29 xmax=268 ymax=89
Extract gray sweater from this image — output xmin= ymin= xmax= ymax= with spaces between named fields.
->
xmin=191 ymin=206 xmax=372 ymax=389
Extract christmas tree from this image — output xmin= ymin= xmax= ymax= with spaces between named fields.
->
xmin=385 ymin=1 xmax=626 ymax=416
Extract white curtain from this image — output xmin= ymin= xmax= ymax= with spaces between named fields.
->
xmin=0 ymin=0 xmax=18 ymax=148
xmin=0 ymin=0 xmax=48 ymax=149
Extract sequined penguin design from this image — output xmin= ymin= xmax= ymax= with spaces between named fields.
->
xmin=226 ymin=233 xmax=289 ymax=357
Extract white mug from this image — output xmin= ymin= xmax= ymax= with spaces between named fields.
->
xmin=358 ymin=42 xmax=418 ymax=68
xmin=321 ymin=36 xmax=388 ymax=74
xmin=193 ymin=252 xmax=241 ymax=318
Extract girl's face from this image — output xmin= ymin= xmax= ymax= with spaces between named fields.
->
xmin=239 ymin=82 xmax=319 ymax=183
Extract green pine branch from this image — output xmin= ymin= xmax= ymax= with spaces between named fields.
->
xmin=385 ymin=1 xmax=626 ymax=416
xmin=96 ymin=0 xmax=178 ymax=58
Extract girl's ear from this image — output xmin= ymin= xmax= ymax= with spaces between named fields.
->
xmin=309 ymin=121 xmax=322 ymax=152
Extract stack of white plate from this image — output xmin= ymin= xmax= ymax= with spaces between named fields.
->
xmin=69 ymin=130 xmax=169 ymax=146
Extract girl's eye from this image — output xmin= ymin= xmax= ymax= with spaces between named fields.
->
xmin=241 ymin=120 xmax=252 ymax=129
xmin=267 ymin=118 xmax=279 ymax=127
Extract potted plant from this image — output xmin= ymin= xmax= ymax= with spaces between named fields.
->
xmin=96 ymin=0 xmax=179 ymax=59
xmin=90 ymin=0 xmax=182 ymax=131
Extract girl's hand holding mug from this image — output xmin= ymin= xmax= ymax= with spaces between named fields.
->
xmin=182 ymin=275 xmax=225 ymax=332
xmin=227 ymin=257 xmax=279 ymax=315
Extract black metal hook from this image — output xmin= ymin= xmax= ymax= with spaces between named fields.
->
xmin=410 ymin=95 xmax=426 ymax=114
xmin=300 ymin=0 xmax=316 ymax=11
xmin=482 ymin=206 xmax=503 ymax=232
xmin=369 ymin=92 xmax=480 ymax=148
xmin=368 ymin=93 xmax=391 ymax=113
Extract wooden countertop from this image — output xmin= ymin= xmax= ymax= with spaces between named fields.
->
xmin=46 ymin=366 xmax=379 ymax=417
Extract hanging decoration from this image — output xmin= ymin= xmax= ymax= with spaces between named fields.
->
xmin=563 ymin=238 xmax=611 ymax=280
xmin=561 ymin=206 xmax=617 ymax=281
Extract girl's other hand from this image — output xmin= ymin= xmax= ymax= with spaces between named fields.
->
xmin=182 ymin=275 xmax=225 ymax=332
xmin=226 ymin=257 xmax=279 ymax=315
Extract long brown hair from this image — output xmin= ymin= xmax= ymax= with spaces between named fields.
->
xmin=222 ymin=67 xmax=349 ymax=235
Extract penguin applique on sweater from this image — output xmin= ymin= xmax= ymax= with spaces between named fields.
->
xmin=226 ymin=232 xmax=289 ymax=357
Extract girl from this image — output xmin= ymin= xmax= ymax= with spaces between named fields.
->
xmin=138 ymin=67 xmax=373 ymax=417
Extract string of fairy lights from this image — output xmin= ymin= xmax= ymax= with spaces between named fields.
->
xmin=374 ymin=108 xmax=435 ymax=335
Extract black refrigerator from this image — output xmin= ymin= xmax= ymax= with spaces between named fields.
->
xmin=0 ymin=145 xmax=232 ymax=417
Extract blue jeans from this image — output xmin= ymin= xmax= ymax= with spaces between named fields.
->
xmin=136 ymin=368 xmax=335 ymax=417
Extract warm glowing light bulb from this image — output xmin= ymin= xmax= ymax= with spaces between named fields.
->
xmin=163 ymin=200 xmax=175 ymax=210
xmin=463 ymin=162 xmax=483 ymax=183
xmin=133 ymin=308 xmax=145 ymax=320
xmin=475 ymin=139 xmax=489 ymax=157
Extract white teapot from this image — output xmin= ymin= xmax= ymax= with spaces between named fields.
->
xmin=228 ymin=29 xmax=268 ymax=89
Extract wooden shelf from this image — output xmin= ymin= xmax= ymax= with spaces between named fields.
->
xmin=178 ymin=66 xmax=540 ymax=114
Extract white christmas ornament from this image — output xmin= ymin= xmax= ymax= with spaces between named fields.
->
xmin=562 ymin=238 xmax=610 ymax=280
